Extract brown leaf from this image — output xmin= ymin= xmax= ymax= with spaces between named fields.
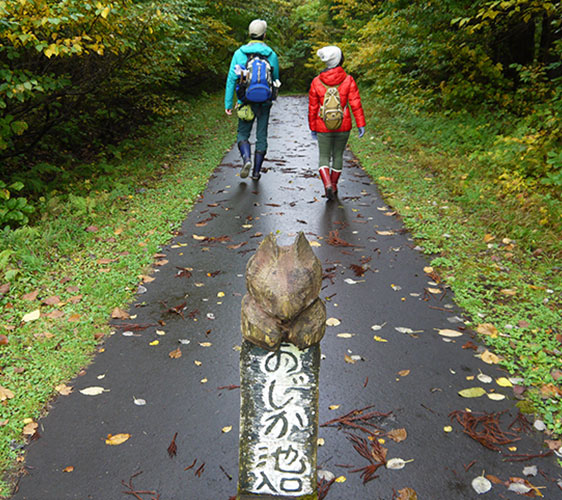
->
xmin=540 ymin=383 xmax=561 ymax=399
xmin=168 ymin=432 xmax=178 ymax=458
xmin=0 ymin=283 xmax=10 ymax=295
xmin=476 ymin=323 xmax=498 ymax=338
xmin=22 ymin=290 xmax=39 ymax=301
xmin=111 ymin=307 xmax=130 ymax=320
xmin=105 ymin=433 xmax=131 ymax=445
xmin=68 ymin=294 xmax=83 ymax=304
xmin=45 ymin=310 xmax=64 ymax=319
xmin=388 ymin=428 xmax=408 ymax=443
xmin=397 ymin=487 xmax=418 ymax=500
xmin=63 ymin=466 xmax=74 ymax=473
xmin=344 ymin=354 xmax=356 ymax=364
xmin=462 ymin=341 xmax=478 ymax=350
xmin=0 ymin=386 xmax=15 ymax=401
xmin=97 ymin=258 xmax=116 ymax=265
xmin=169 ymin=347 xmax=182 ymax=359
xmin=551 ymin=369 xmax=562 ymax=381
xmin=85 ymin=225 xmax=98 ymax=232
xmin=398 ymin=370 xmax=410 ymax=377
xmin=66 ymin=286 xmax=80 ymax=293
xmin=0 ymin=334 xmax=8 ymax=346
xmin=67 ymin=314 xmax=81 ymax=322
xmin=545 ymin=439 xmax=562 ymax=450
xmin=486 ymin=474 xmax=505 ymax=485
xmin=226 ymin=242 xmax=247 ymax=250
xmin=23 ymin=422 xmax=38 ymax=436
xmin=55 ymin=384 xmax=73 ymax=396
xmin=154 ymin=259 xmax=169 ymax=267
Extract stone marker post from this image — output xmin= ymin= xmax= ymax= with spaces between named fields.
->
xmin=238 ymin=233 xmax=326 ymax=500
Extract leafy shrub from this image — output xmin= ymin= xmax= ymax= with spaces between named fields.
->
xmin=0 ymin=181 xmax=34 ymax=228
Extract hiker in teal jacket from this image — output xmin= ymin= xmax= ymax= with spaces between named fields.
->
xmin=225 ymin=19 xmax=280 ymax=180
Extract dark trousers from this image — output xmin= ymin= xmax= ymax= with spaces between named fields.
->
xmin=237 ymin=101 xmax=273 ymax=153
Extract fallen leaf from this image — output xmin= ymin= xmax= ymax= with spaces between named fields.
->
xmin=67 ymin=314 xmax=81 ymax=322
xmin=344 ymin=354 xmax=356 ymax=364
xmin=22 ymin=290 xmax=39 ymax=301
xmin=149 ymin=340 xmax=159 ymax=346
xmin=317 ymin=438 xmax=325 ymax=447
xmin=222 ymin=426 xmax=232 ymax=433
xmin=326 ymin=317 xmax=341 ymax=326
xmin=200 ymin=342 xmax=212 ymax=347
xmin=427 ymin=288 xmax=442 ymax=294
xmin=458 ymin=387 xmax=487 ymax=398
xmin=523 ymin=466 xmax=538 ymax=477
xmin=483 ymin=233 xmax=495 ymax=243
xmin=388 ymin=428 xmax=407 ymax=442
xmin=194 ymin=360 xmax=202 ymax=366
xmin=133 ymin=398 xmax=146 ymax=406
xmin=477 ymin=373 xmax=493 ymax=384
xmin=496 ymin=377 xmax=513 ymax=388
xmin=337 ymin=333 xmax=354 ymax=338
xmin=329 ymin=405 xmax=340 ymax=410
xmin=23 ymin=422 xmax=38 ymax=436
xmin=500 ymin=289 xmax=517 ymax=296
xmin=423 ymin=267 xmax=434 ymax=274
xmin=480 ymin=350 xmax=501 ymax=364
xmin=42 ymin=295 xmax=61 ymax=306
xmin=397 ymin=488 xmax=418 ymax=500
xmin=154 ymin=259 xmax=168 ymax=267
xmin=217 ymin=292 xmax=225 ymax=298
xmin=55 ymin=384 xmax=73 ymax=396
xmin=169 ymin=347 xmax=182 ymax=359
xmin=79 ymin=386 xmax=107 ymax=396
xmin=443 ymin=426 xmax=453 ymax=433
xmin=386 ymin=458 xmax=412 ymax=470
xmin=309 ymin=241 xmax=321 ymax=247
xmin=0 ymin=386 xmax=15 ymax=401
xmin=111 ymin=307 xmax=129 ymax=320
xmin=105 ymin=433 xmax=131 ymax=445
xmin=376 ymin=230 xmax=395 ymax=236
xmin=398 ymin=370 xmax=410 ymax=377
xmin=22 ymin=309 xmax=41 ymax=323
xmin=156 ymin=330 xmax=166 ymax=336
xmin=192 ymin=234 xmax=206 ymax=240
xmin=472 ymin=475 xmax=492 ymax=494
xmin=487 ymin=393 xmax=506 ymax=401
xmin=0 ymin=335 xmax=8 ymax=345
xmin=335 ymin=476 xmax=346 ymax=483
xmin=200 ymin=378 xmax=208 ymax=384
xmin=63 ymin=466 xmax=74 ymax=473
xmin=85 ymin=225 xmax=98 ymax=233
xmin=438 ymin=329 xmax=463 ymax=338
xmin=477 ymin=323 xmax=498 ymax=338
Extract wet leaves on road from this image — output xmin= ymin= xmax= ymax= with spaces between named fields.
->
xmin=105 ymin=433 xmax=130 ymax=445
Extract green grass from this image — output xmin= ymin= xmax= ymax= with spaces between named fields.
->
xmin=349 ymin=93 xmax=562 ymax=435
xmin=0 ymin=93 xmax=236 ymax=496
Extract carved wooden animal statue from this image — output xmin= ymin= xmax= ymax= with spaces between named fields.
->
xmin=241 ymin=232 xmax=326 ymax=350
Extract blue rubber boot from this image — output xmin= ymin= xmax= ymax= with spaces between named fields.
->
xmin=252 ymin=151 xmax=266 ymax=181
xmin=238 ymin=141 xmax=252 ymax=179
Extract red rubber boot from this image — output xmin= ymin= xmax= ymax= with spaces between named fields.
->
xmin=319 ymin=166 xmax=334 ymax=201
xmin=331 ymin=169 xmax=341 ymax=197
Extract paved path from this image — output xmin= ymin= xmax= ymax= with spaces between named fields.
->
xmin=12 ymin=97 xmax=561 ymax=499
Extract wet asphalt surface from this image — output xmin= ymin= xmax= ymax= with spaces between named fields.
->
xmin=11 ymin=96 xmax=561 ymax=500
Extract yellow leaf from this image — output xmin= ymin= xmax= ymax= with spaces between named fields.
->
xmin=337 ymin=333 xmax=354 ymax=338
xmin=496 ymin=377 xmax=512 ymax=387
xmin=200 ymin=378 xmax=208 ymax=384
xmin=194 ymin=360 xmax=202 ymax=366
xmin=376 ymin=230 xmax=395 ymax=236
xmin=335 ymin=476 xmax=346 ymax=483
xmin=317 ymin=438 xmax=325 ymax=446
xmin=483 ymin=233 xmax=495 ymax=243
xmin=192 ymin=234 xmax=206 ymax=240
xmin=373 ymin=335 xmax=388 ymax=342
xmin=149 ymin=340 xmax=159 ymax=346
xmin=329 ymin=405 xmax=340 ymax=410
xmin=480 ymin=349 xmax=501 ymax=364
xmin=477 ymin=323 xmax=498 ymax=338
xmin=101 ymin=6 xmax=110 ymax=18
xmin=217 ymin=292 xmax=225 ymax=298
xmin=22 ymin=309 xmax=40 ymax=322
xmin=309 ymin=241 xmax=321 ymax=247
xmin=344 ymin=354 xmax=355 ymax=364
xmin=105 ymin=433 xmax=131 ymax=445
xmin=398 ymin=370 xmax=410 ymax=377
xmin=427 ymin=288 xmax=442 ymax=294
xmin=443 ymin=426 xmax=453 ymax=433
xmin=423 ymin=266 xmax=434 ymax=274
xmin=458 ymin=387 xmax=486 ymax=398
xmin=222 ymin=426 xmax=232 ymax=433
xmin=200 ymin=342 xmax=212 ymax=347
xmin=326 ymin=317 xmax=341 ymax=326
xmin=63 ymin=466 xmax=74 ymax=473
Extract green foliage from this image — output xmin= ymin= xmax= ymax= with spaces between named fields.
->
xmin=0 ymin=181 xmax=34 ymax=228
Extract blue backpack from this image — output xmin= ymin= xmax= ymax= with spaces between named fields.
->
xmin=243 ymin=54 xmax=273 ymax=103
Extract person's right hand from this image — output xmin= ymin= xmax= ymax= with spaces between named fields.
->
xmin=311 ymin=131 xmax=317 ymax=140
xmin=225 ymin=109 xmax=233 ymax=116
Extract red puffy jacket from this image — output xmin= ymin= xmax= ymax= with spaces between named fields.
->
xmin=308 ymin=66 xmax=366 ymax=133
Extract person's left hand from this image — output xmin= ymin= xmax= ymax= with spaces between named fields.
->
xmin=358 ymin=126 xmax=365 ymax=138
xmin=225 ymin=109 xmax=233 ymax=116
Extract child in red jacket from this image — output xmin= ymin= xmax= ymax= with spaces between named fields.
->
xmin=308 ymin=46 xmax=366 ymax=200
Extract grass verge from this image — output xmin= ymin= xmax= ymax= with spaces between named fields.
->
xmin=349 ymin=93 xmax=562 ymax=436
xmin=0 ymin=93 xmax=236 ymax=496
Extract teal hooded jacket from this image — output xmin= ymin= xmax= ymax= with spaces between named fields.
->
xmin=225 ymin=41 xmax=280 ymax=110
